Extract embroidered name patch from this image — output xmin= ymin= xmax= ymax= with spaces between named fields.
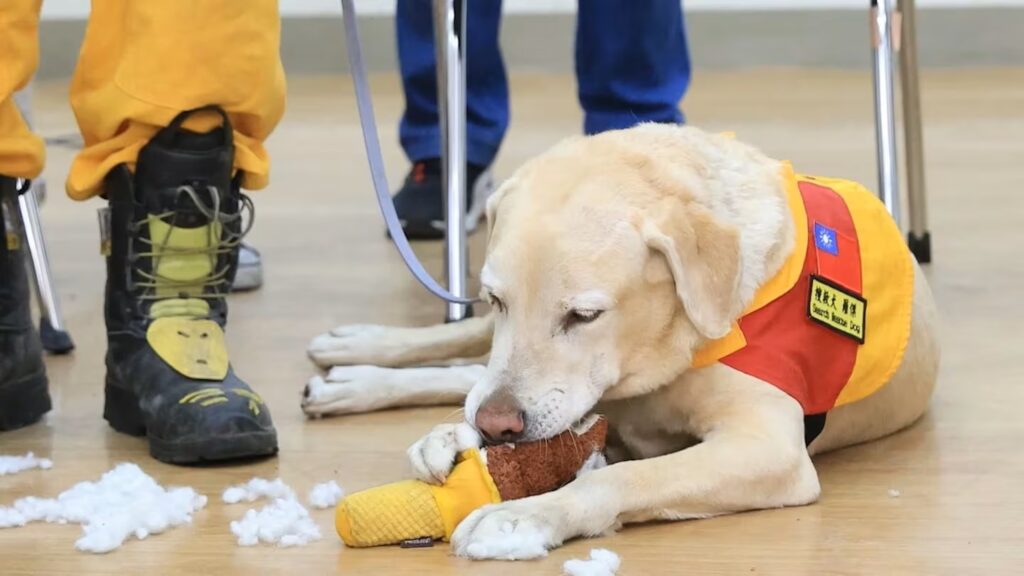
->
xmin=808 ymin=275 xmax=866 ymax=343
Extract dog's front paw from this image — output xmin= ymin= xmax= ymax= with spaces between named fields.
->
xmin=307 ymin=324 xmax=401 ymax=368
xmin=301 ymin=366 xmax=388 ymax=416
xmin=407 ymin=422 xmax=481 ymax=484
xmin=451 ymin=497 xmax=567 ymax=560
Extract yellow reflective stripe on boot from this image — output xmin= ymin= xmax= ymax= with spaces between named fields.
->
xmin=146 ymin=216 xmax=223 ymax=299
xmin=142 ymin=211 xmax=232 ymax=381
xmin=147 ymin=317 xmax=229 ymax=380
xmin=178 ymin=387 xmax=231 ymax=407
xmin=149 ymin=298 xmax=210 ymax=319
xmin=178 ymin=388 xmax=223 ymax=403
xmin=231 ymin=388 xmax=265 ymax=416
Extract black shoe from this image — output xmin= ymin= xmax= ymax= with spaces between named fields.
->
xmin=101 ymin=106 xmax=277 ymax=464
xmin=391 ymin=159 xmax=493 ymax=241
xmin=0 ymin=175 xmax=51 ymax=431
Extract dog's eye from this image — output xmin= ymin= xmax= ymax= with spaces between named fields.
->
xmin=564 ymin=309 xmax=603 ymax=330
xmin=488 ymin=293 xmax=507 ymax=313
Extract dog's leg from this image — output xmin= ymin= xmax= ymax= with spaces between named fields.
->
xmin=307 ymin=314 xmax=494 ymax=368
xmin=449 ymin=368 xmax=821 ymax=560
xmin=302 ymin=364 xmax=484 ymax=416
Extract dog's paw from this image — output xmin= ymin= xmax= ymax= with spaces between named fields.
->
xmin=300 ymin=366 xmax=387 ymax=415
xmin=307 ymin=324 xmax=401 ymax=368
xmin=407 ymin=422 xmax=481 ymax=484
xmin=451 ymin=498 xmax=565 ymax=560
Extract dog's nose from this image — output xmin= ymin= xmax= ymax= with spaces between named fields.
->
xmin=475 ymin=395 xmax=525 ymax=443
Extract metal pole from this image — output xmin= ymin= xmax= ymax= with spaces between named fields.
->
xmin=433 ymin=0 xmax=470 ymax=322
xmin=870 ymin=0 xmax=903 ymax=228
xmin=898 ymin=0 xmax=932 ymax=262
xmin=18 ymin=187 xmax=73 ymax=352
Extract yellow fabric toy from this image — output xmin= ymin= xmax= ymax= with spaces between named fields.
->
xmin=335 ymin=416 xmax=608 ymax=548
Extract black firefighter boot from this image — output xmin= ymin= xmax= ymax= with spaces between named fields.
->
xmin=101 ymin=106 xmax=277 ymax=464
xmin=0 ymin=175 xmax=51 ymax=431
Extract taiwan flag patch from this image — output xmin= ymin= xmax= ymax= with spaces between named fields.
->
xmin=814 ymin=223 xmax=839 ymax=255
xmin=813 ymin=220 xmax=861 ymax=292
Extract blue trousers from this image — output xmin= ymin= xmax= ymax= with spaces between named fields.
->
xmin=397 ymin=0 xmax=691 ymax=167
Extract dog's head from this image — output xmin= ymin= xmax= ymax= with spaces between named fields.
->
xmin=466 ymin=126 xmax=774 ymax=442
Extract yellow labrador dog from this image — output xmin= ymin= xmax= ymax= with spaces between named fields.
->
xmin=303 ymin=125 xmax=940 ymax=560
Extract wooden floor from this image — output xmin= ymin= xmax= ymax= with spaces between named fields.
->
xmin=3 ymin=68 xmax=1024 ymax=575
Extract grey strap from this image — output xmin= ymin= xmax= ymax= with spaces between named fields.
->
xmin=339 ymin=0 xmax=477 ymax=305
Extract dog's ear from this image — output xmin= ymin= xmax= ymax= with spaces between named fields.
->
xmin=485 ymin=177 xmax=516 ymax=241
xmin=639 ymin=200 xmax=743 ymax=340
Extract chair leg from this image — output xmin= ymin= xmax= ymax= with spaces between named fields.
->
xmin=12 ymin=85 xmax=75 ymax=354
xmin=898 ymin=0 xmax=932 ymax=263
xmin=433 ymin=0 xmax=471 ymax=323
xmin=870 ymin=0 xmax=903 ymax=229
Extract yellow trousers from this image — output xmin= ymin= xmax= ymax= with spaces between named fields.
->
xmin=0 ymin=0 xmax=286 ymax=200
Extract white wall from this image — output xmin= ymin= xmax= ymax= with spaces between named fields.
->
xmin=39 ymin=0 xmax=1024 ymax=19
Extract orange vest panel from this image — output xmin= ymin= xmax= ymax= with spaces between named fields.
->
xmin=692 ymin=163 xmax=914 ymax=418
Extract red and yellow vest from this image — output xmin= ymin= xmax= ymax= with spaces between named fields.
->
xmin=691 ymin=162 xmax=915 ymax=442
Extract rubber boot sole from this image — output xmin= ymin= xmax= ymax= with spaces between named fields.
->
xmin=103 ymin=380 xmax=278 ymax=465
xmin=387 ymin=207 xmax=483 ymax=241
xmin=0 ymin=369 xmax=51 ymax=431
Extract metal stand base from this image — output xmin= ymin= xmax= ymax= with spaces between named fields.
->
xmin=907 ymin=231 xmax=932 ymax=264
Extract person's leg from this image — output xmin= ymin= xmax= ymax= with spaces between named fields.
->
xmin=0 ymin=0 xmax=45 ymax=180
xmin=393 ymin=0 xmax=507 ymax=239
xmin=398 ymin=0 xmax=509 ymax=168
xmin=67 ymin=1 xmax=285 ymax=199
xmin=575 ymin=0 xmax=691 ymax=135
xmin=68 ymin=0 xmax=285 ymax=463
xmin=0 ymin=0 xmax=50 ymax=431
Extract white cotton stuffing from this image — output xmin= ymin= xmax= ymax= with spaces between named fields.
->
xmin=221 ymin=477 xmax=296 ymax=504
xmin=0 ymin=452 xmax=53 ymax=476
xmin=563 ymin=548 xmax=622 ymax=576
xmin=307 ymin=480 xmax=344 ymax=509
xmin=575 ymin=452 xmax=607 ymax=478
xmin=229 ymin=497 xmax=321 ymax=547
xmin=0 ymin=463 xmax=207 ymax=553
xmin=223 ymin=477 xmax=322 ymax=547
